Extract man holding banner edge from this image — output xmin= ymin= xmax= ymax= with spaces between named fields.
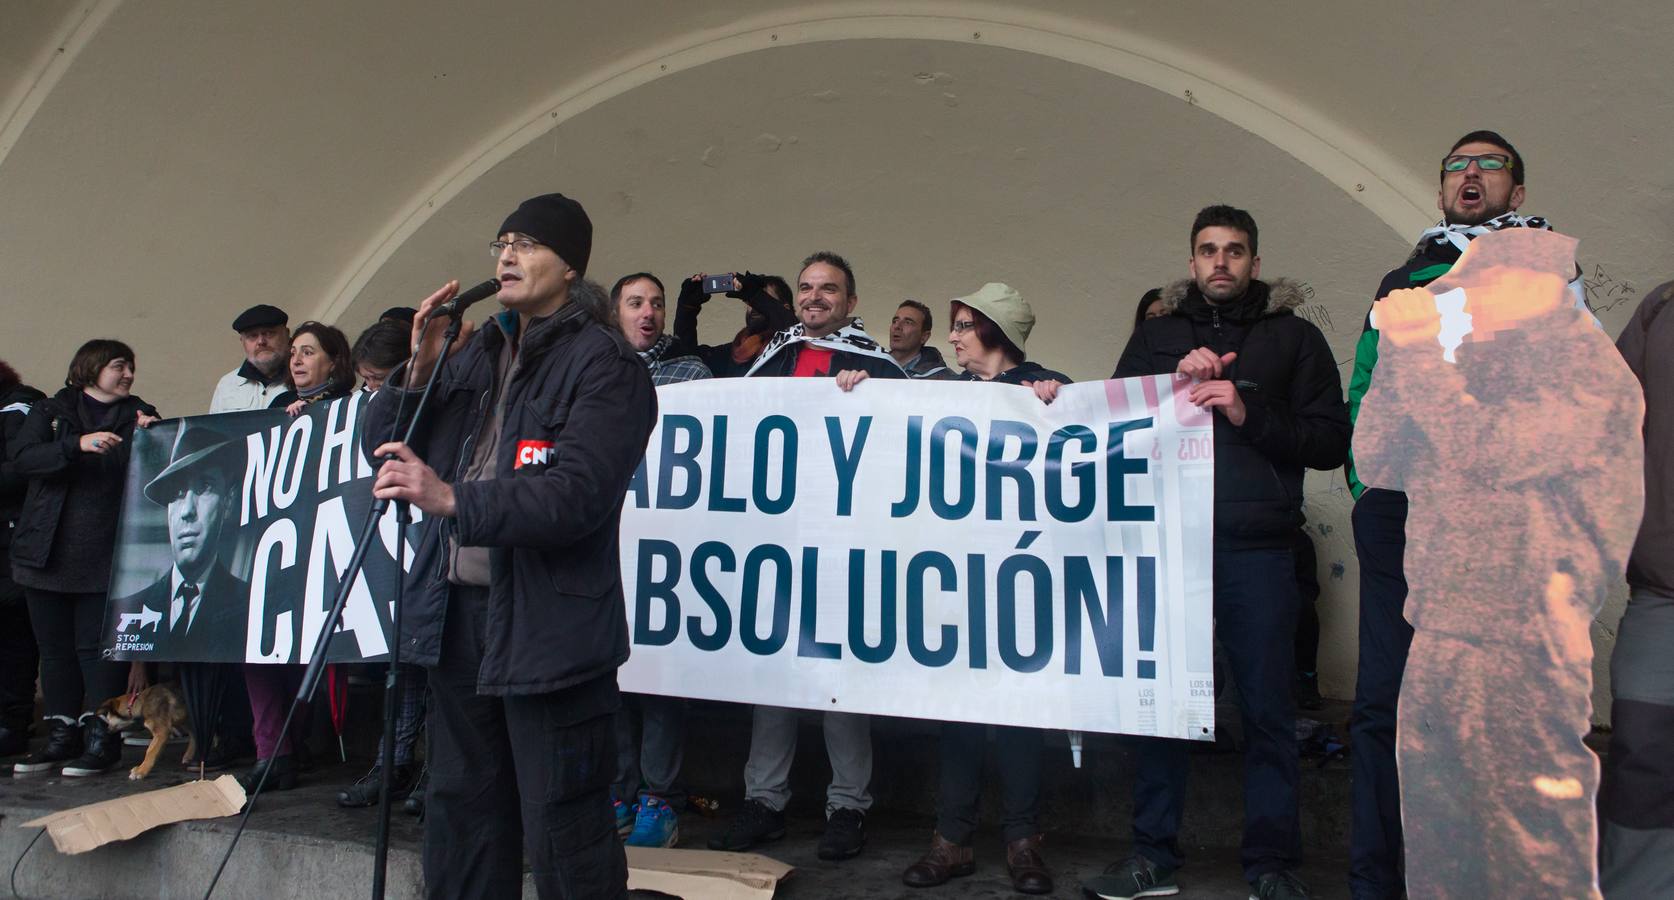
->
xmin=1088 ymin=205 xmax=1349 ymax=900
xmin=363 ymin=193 xmax=656 ymax=900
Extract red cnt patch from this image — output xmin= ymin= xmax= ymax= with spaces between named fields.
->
xmin=515 ymin=440 xmax=555 ymax=469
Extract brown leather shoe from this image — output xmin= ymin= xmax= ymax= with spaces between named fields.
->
xmin=901 ymin=831 xmax=975 ymax=888
xmin=1004 ymin=833 xmax=1053 ymax=895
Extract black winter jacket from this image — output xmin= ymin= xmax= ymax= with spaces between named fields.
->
xmin=1115 ymin=278 xmax=1349 ymax=549
xmin=362 ymin=300 xmax=657 ymax=700
xmin=9 ymin=388 xmax=159 ymax=588
xmin=956 ymin=360 xmax=1072 ymax=385
xmin=1 ymin=382 xmax=48 ymax=551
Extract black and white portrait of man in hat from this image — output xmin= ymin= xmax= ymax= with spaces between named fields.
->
xmin=113 ymin=421 xmax=248 ymax=659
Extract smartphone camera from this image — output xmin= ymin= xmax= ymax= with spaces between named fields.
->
xmin=702 ymin=274 xmax=736 ymax=294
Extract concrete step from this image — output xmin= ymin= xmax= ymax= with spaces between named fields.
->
xmin=0 ymin=769 xmax=1353 ymax=899
xmin=0 ymin=692 xmax=1360 ymax=898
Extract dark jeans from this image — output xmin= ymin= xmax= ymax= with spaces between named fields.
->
xmin=1132 ymin=546 xmax=1302 ymax=882
xmin=1348 ymin=490 xmax=1411 ymax=900
xmin=0 ymin=573 xmax=38 ymax=731
xmin=25 ymin=588 xmax=125 ymax=720
xmin=424 ymin=586 xmax=626 ymax=900
xmin=1293 ymin=530 xmax=1321 ymax=677
xmin=936 ymin=721 xmax=1043 ymax=844
xmin=612 ymin=692 xmax=686 ymax=806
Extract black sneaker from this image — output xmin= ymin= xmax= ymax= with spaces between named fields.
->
xmin=403 ymin=767 xmax=428 ymax=818
xmin=1250 ymin=871 xmax=1312 ymax=900
xmin=336 ymin=762 xmax=417 ymax=808
xmin=13 ymin=719 xmax=81 ymax=775
xmin=1081 ymin=854 xmax=1180 ymax=899
xmin=61 ymin=716 xmax=123 ymax=777
xmin=0 ymin=725 xmax=30 ymax=758
xmin=706 ymin=798 xmax=786 ymax=851
xmin=817 ymin=807 xmax=866 ymax=860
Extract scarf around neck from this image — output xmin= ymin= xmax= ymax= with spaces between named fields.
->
xmin=1415 ymin=211 xmax=1551 ymax=256
xmin=1411 ymin=211 xmax=1594 ymax=324
xmin=745 ymin=317 xmax=903 ymax=376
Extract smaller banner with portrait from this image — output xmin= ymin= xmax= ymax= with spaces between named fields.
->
xmin=105 ymin=393 xmax=413 ymax=665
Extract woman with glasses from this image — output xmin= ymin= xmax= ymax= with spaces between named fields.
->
xmin=900 ymin=283 xmax=1068 ymax=895
xmin=351 ymin=320 xmax=411 ymax=395
xmin=334 ymin=318 xmax=428 ymax=810
xmin=10 ymin=340 xmax=157 ymax=777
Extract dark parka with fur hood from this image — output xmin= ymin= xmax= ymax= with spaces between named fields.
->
xmin=1115 ymin=278 xmax=1349 ymax=549
xmin=361 ymin=279 xmax=657 ymax=707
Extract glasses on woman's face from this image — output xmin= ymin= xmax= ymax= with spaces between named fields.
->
xmin=950 ymin=320 xmax=977 ymax=333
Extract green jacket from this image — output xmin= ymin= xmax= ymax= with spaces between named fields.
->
xmin=1346 ymin=214 xmax=1587 ymax=498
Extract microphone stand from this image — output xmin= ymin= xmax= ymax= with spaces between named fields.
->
xmin=205 ymin=311 xmax=468 ymax=900
xmin=369 ymin=491 xmax=412 ymax=900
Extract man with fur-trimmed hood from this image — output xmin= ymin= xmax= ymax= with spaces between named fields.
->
xmin=1086 ymin=205 xmax=1349 ymax=900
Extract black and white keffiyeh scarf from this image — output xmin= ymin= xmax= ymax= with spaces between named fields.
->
xmin=745 ymin=317 xmax=902 ymax=376
xmin=1416 ymin=211 xmax=1552 ymax=256
xmin=1415 ymin=212 xmax=1593 ymax=320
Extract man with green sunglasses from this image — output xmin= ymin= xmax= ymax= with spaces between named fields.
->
xmin=1344 ymin=128 xmax=1540 ymax=900
xmin=1437 ymin=132 xmax=1525 ymax=227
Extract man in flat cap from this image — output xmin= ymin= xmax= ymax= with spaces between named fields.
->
xmin=364 ymin=193 xmax=657 ymax=900
xmin=209 ymin=305 xmax=292 ymax=413
xmin=113 ymin=421 xmax=248 ymax=659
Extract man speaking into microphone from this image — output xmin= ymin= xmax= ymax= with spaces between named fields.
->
xmin=362 ymin=193 xmax=657 ymax=900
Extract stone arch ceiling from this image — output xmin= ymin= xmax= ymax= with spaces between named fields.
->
xmin=4 ymin=0 xmax=1670 ymax=408
xmin=2 ymin=1 xmax=1669 ymax=708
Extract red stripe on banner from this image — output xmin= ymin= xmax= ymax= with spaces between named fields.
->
xmin=1104 ymin=378 xmax=1134 ymax=419
xmin=1139 ymin=375 xmax=1161 ymax=417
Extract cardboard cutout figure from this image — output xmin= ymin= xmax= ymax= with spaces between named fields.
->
xmin=1354 ymin=229 xmax=1644 ymax=898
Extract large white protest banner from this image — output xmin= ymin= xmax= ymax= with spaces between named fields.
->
xmin=619 ymin=376 xmax=1216 ymax=740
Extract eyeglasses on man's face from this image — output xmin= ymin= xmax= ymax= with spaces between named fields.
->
xmin=1441 ymin=153 xmax=1512 ymax=174
xmin=488 ymin=238 xmax=543 ymax=257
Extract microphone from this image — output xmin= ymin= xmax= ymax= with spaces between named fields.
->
xmin=425 ymin=278 xmax=502 ymax=322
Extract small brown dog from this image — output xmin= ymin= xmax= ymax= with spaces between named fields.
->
xmin=96 ymin=684 xmax=195 ymax=781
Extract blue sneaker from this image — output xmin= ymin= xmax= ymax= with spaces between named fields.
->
xmin=625 ymin=795 xmax=679 ymax=848
xmin=612 ymin=795 xmax=636 ymax=838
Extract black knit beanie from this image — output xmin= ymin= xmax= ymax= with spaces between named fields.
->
xmin=499 ymin=193 xmax=593 ymax=276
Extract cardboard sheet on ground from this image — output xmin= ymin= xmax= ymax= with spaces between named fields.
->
xmin=20 ymin=774 xmax=245 ymax=855
xmin=627 ymin=847 xmax=793 ymax=899
xmin=1355 ymin=228 xmax=1645 ymax=899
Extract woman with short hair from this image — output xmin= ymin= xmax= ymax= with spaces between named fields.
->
xmin=902 ymin=283 xmax=1068 ymax=895
xmin=351 ymin=320 xmax=412 ymax=394
xmin=274 ymin=321 xmax=354 ymax=413
xmin=10 ymin=339 xmax=157 ymax=777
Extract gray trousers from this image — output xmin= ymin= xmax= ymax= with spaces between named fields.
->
xmin=1601 ymin=586 xmax=1674 ymax=899
xmin=743 ymin=706 xmax=872 ymax=816
xmin=612 ymin=693 xmax=686 ymax=805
